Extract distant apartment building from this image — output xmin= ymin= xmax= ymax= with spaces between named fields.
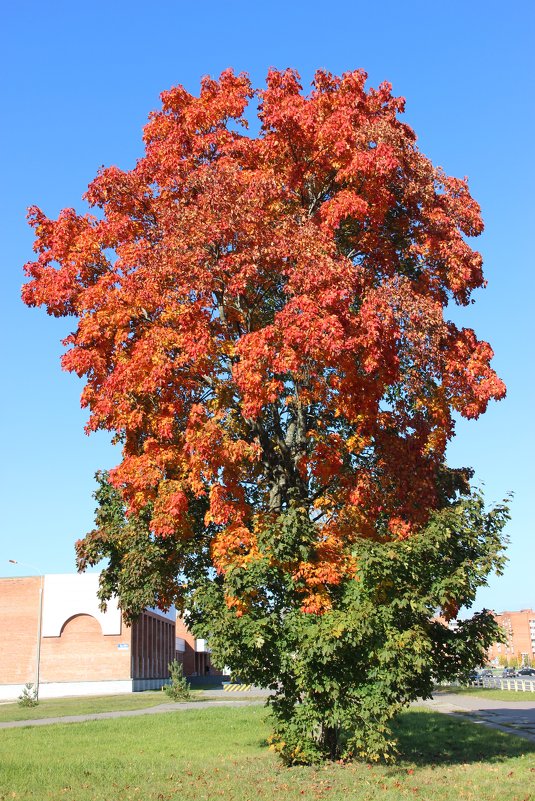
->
xmin=487 ymin=609 xmax=535 ymax=666
xmin=0 ymin=573 xmax=217 ymax=700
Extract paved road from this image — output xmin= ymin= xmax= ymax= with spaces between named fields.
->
xmin=2 ymin=689 xmax=535 ymax=744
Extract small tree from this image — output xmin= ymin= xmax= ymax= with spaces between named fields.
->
xmin=164 ymin=660 xmax=191 ymax=701
xmin=18 ymin=683 xmax=39 ymax=708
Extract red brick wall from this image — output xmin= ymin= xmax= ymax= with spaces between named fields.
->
xmin=0 ymin=577 xmax=40 ymax=684
xmin=175 ymin=616 xmax=196 ymax=676
xmin=40 ymin=613 xmax=132 ymax=682
xmin=1 ymin=576 xmax=182 ymax=686
xmin=487 ymin=609 xmax=535 ymax=664
xmin=0 ymin=576 xmax=132 ymax=684
xmin=174 ymin=617 xmax=223 ymax=677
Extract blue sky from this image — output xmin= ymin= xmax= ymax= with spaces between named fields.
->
xmin=1 ymin=0 xmax=533 ymax=613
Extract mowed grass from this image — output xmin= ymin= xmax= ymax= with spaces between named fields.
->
xmin=0 ymin=691 xmax=213 ymax=723
xmin=437 ymin=685 xmax=535 ymax=702
xmin=1 ymin=706 xmax=534 ymax=801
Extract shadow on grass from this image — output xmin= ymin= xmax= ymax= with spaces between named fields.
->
xmin=393 ymin=710 xmax=535 ymax=766
xmin=256 ymin=710 xmax=534 ymax=766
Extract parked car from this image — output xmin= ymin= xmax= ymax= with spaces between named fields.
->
xmin=516 ymin=667 xmax=535 ymax=677
xmin=467 ymin=670 xmax=483 ymax=685
xmin=502 ymin=668 xmax=516 ymax=678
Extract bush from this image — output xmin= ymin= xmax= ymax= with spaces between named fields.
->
xmin=163 ymin=660 xmax=191 ymax=701
xmin=18 ymin=683 xmax=39 ymax=707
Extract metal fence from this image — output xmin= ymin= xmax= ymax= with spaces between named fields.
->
xmin=464 ymin=677 xmax=535 ymax=692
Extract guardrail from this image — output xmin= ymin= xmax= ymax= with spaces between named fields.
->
xmin=467 ymin=677 xmax=535 ymax=692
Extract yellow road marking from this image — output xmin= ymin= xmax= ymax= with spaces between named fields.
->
xmin=223 ymin=684 xmax=252 ymax=692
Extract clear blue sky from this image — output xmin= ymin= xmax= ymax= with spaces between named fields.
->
xmin=1 ymin=1 xmax=533 ymax=614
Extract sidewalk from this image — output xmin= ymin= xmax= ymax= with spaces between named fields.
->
xmin=2 ymin=690 xmax=535 ymax=744
xmin=0 ymin=696 xmax=265 ymax=730
xmin=418 ymin=691 xmax=535 ymax=743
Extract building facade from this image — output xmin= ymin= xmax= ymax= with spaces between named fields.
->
xmin=175 ymin=616 xmax=215 ymax=678
xmin=0 ymin=573 xmax=210 ymax=700
xmin=487 ymin=609 xmax=535 ymax=666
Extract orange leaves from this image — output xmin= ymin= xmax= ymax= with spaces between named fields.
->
xmin=206 ymin=484 xmax=237 ymax=527
xmin=22 ymin=67 xmax=506 ymax=610
xmin=300 ymin=592 xmax=333 ymax=616
xmin=306 ymin=433 xmax=345 ymax=484
xmin=356 ymin=290 xmax=399 ymax=377
xmin=224 ymin=595 xmax=249 ymax=618
xmin=443 ymin=325 xmax=506 ymax=419
xmin=108 ymin=453 xmax=161 ymax=514
xmin=441 ymin=598 xmax=460 ymax=622
xmin=185 ymin=405 xmax=259 ymax=489
xmin=320 ymin=190 xmax=369 ymax=233
xmin=151 ymin=481 xmax=190 ymax=537
xmin=211 ymin=523 xmax=260 ymax=574
xmin=233 ymin=326 xmax=285 ymax=419
xmin=22 ymin=207 xmax=107 ymax=317
xmin=160 ymin=69 xmax=252 ymax=133
xmin=291 ymin=523 xmax=358 ymax=615
xmin=387 ymin=517 xmax=413 ymax=540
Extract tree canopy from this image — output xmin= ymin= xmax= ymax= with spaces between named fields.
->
xmin=23 ymin=68 xmax=507 ymax=761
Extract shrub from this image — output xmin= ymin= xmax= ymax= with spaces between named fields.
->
xmin=163 ymin=660 xmax=191 ymax=701
xmin=18 ymin=683 xmax=39 ymax=707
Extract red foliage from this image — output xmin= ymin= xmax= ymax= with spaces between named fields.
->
xmin=22 ymin=68 xmax=505 ymax=611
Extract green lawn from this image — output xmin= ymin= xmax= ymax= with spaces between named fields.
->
xmin=0 ymin=690 xmax=212 ymax=723
xmin=0 ymin=705 xmax=533 ymax=801
xmin=437 ymin=685 xmax=535 ymax=702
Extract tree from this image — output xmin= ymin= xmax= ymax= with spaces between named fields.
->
xmin=23 ymin=68 xmax=507 ymax=761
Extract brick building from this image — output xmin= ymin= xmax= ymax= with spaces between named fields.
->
xmin=0 ymin=573 xmax=215 ymax=700
xmin=487 ymin=609 xmax=535 ymax=666
xmin=175 ymin=616 xmax=215 ymax=678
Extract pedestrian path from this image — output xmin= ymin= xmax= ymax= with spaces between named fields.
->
xmin=3 ymin=691 xmax=535 ymax=744
xmin=418 ymin=692 xmax=535 ymax=743
xmin=0 ymin=697 xmax=263 ymax=730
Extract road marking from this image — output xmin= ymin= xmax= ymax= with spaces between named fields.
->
xmin=223 ymin=684 xmax=252 ymax=692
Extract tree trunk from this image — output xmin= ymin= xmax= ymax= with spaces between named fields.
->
xmin=320 ymin=723 xmax=341 ymax=761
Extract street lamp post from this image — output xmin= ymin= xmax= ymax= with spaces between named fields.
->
xmin=8 ymin=560 xmax=44 ymax=700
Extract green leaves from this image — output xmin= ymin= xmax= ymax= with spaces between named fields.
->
xmin=191 ymin=487 xmax=509 ymax=764
xmin=75 ymin=471 xmax=213 ymax=622
xmin=79 ymin=472 xmax=509 ymax=765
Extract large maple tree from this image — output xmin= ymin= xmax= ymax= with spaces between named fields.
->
xmin=23 ymin=69 xmax=508 ymax=761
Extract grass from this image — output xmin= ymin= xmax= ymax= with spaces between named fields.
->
xmin=437 ymin=685 xmax=535 ymax=702
xmin=0 ymin=690 xmax=213 ymax=723
xmin=0 ymin=705 xmax=534 ymax=800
